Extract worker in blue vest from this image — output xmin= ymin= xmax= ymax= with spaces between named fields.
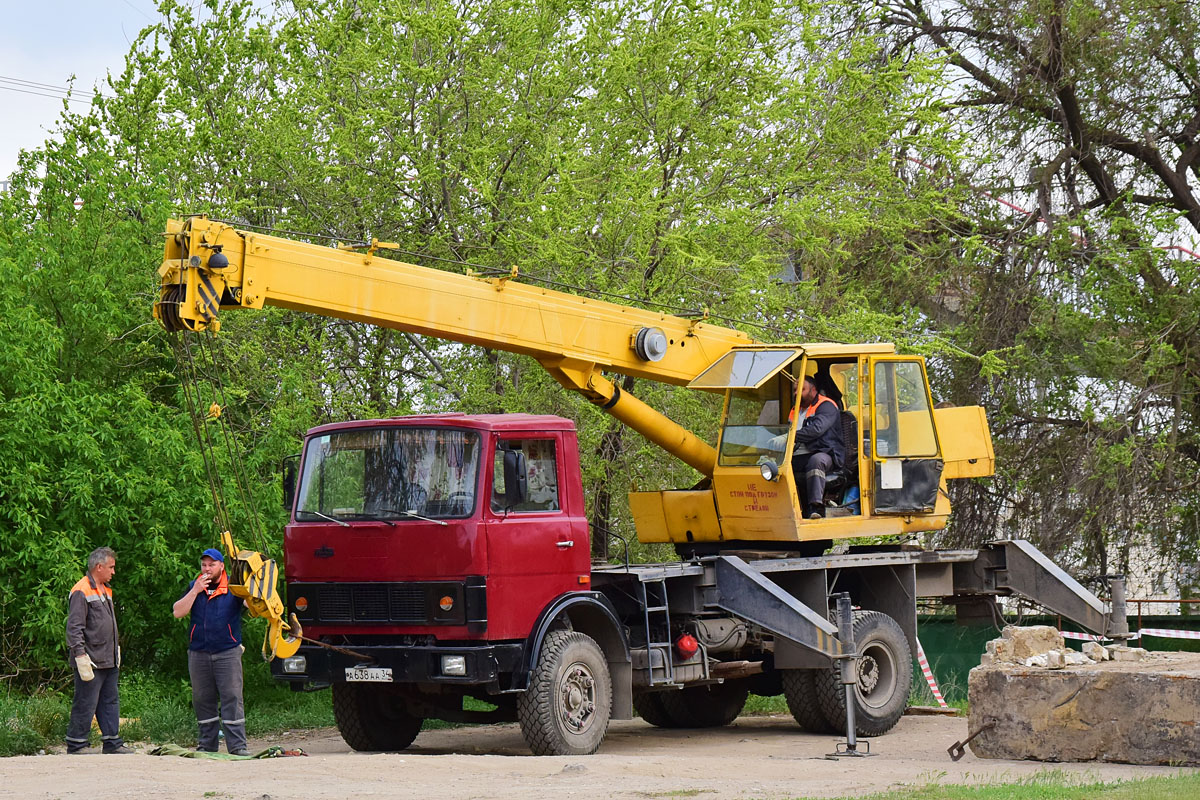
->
xmin=790 ymin=376 xmax=845 ymax=519
xmin=172 ymin=548 xmax=250 ymax=756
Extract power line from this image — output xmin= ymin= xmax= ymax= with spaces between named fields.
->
xmin=0 ymin=74 xmax=107 ymax=104
xmin=0 ymin=75 xmax=99 ymax=97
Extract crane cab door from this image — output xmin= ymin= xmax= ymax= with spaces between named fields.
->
xmin=866 ymin=357 xmax=943 ymax=515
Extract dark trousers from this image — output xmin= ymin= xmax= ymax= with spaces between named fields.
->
xmin=188 ymin=647 xmax=247 ymax=752
xmin=793 ymin=451 xmax=834 ymax=514
xmin=66 ymin=665 xmax=124 ymax=753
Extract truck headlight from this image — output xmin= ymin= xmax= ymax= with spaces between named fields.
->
xmin=441 ymin=655 xmax=467 ymax=676
xmin=282 ymin=655 xmax=307 ymax=674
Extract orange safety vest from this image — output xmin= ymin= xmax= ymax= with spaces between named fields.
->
xmin=70 ymin=574 xmax=113 ymax=601
xmin=788 ymin=394 xmax=837 ymax=423
xmin=193 ymin=569 xmax=230 ymax=598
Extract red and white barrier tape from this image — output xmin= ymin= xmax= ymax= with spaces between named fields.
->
xmin=1138 ymin=627 xmax=1200 ymax=640
xmin=1059 ymin=627 xmax=1200 ymax=642
xmin=915 ymin=638 xmax=948 ymax=709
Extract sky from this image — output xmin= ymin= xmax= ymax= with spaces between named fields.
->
xmin=0 ymin=0 xmax=162 ymax=185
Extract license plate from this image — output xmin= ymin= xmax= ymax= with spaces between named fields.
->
xmin=345 ymin=667 xmax=393 ymax=682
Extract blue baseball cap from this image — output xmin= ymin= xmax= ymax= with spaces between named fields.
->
xmin=200 ymin=548 xmax=224 ymax=563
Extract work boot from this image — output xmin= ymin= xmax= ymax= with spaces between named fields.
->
xmin=229 ymin=748 xmax=252 ymax=757
xmin=808 ymin=504 xmax=825 ymax=519
xmin=104 ymin=744 xmax=135 ymax=754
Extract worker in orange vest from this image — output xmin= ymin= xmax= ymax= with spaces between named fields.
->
xmin=65 ymin=547 xmax=133 ymax=754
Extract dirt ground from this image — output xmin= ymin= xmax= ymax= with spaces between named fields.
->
xmin=8 ymin=714 xmax=1195 ymax=800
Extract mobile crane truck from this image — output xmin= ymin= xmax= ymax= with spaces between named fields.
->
xmin=154 ymin=216 xmax=1128 ymax=756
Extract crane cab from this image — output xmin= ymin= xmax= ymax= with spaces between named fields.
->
xmin=629 ymin=344 xmax=994 ymax=548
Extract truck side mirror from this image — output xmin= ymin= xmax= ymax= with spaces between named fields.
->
xmin=503 ymin=450 xmax=528 ymax=508
xmin=281 ymin=454 xmax=299 ymax=512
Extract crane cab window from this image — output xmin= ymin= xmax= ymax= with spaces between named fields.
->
xmin=491 ymin=438 xmax=560 ymax=513
xmin=872 ymin=361 xmax=937 ymax=458
xmin=717 ymin=372 xmax=796 ymax=466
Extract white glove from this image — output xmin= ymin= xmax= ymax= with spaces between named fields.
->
xmin=767 ymin=434 xmax=787 ymax=451
xmin=75 ymin=654 xmax=95 ymax=682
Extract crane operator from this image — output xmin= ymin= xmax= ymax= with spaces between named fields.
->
xmin=789 ymin=375 xmax=845 ymax=519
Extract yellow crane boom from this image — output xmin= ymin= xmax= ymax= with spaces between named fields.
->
xmin=156 ymin=215 xmax=756 ymax=475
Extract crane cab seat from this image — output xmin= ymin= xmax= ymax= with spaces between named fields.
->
xmin=822 ymin=410 xmax=860 ymax=513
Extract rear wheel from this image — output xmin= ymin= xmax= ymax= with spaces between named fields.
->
xmin=813 ymin=611 xmax=912 ymax=737
xmin=657 ymin=681 xmax=749 ymax=728
xmin=781 ymin=669 xmax=837 ymax=733
xmin=332 ymin=683 xmax=424 ymax=751
xmin=518 ymin=630 xmax=612 ymax=755
xmin=633 ymin=691 xmax=679 ymax=728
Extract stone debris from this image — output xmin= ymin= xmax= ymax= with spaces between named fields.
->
xmin=981 ymin=626 xmax=1152 ymax=671
xmin=1000 ymin=625 xmax=1063 ymax=660
xmin=1107 ymin=645 xmax=1149 ymax=662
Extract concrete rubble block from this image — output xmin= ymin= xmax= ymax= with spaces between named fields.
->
xmin=1001 ymin=625 xmax=1064 ymax=660
xmin=1045 ymin=650 xmax=1065 ymax=669
xmin=1107 ymin=646 xmax=1149 ymax=663
xmin=968 ymin=652 xmax=1200 ymax=767
xmin=986 ymin=638 xmax=1015 ymax=662
xmin=1063 ymin=650 xmax=1091 ymax=666
xmin=1082 ymin=641 xmax=1108 ymax=661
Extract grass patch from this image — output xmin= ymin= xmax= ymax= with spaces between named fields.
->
xmin=0 ymin=662 xmax=337 ymax=756
xmin=794 ymin=772 xmax=1200 ymax=800
xmin=744 ymin=693 xmax=788 ymax=715
xmin=0 ymin=691 xmax=68 ymax=756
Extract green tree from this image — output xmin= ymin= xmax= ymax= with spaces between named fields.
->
xmin=878 ymin=0 xmax=1200 ymax=584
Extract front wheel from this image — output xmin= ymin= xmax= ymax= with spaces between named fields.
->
xmin=332 ymin=683 xmax=424 ymax=751
xmin=813 ymin=610 xmax=912 ymax=737
xmin=518 ymin=630 xmax=612 ymax=755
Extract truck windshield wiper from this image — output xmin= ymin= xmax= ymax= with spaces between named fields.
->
xmin=355 ymin=514 xmax=396 ymax=528
xmin=302 ymin=509 xmax=350 ymax=527
xmin=380 ymin=508 xmax=449 ymax=527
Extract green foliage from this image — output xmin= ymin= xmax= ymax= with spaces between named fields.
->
xmin=0 ymin=691 xmax=68 ymax=756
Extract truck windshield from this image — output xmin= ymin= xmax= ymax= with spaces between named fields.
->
xmin=295 ymin=428 xmax=481 ymax=521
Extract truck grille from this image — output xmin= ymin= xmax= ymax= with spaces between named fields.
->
xmin=301 ymin=582 xmax=466 ymax=625
xmin=390 ymin=586 xmax=425 ymax=621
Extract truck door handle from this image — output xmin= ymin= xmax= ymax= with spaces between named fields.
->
xmin=555 ymin=541 xmax=575 ymax=548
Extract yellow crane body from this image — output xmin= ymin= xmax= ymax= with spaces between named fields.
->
xmin=156 ymin=216 xmax=994 ymax=559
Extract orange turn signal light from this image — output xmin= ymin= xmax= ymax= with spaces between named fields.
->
xmin=294 ymin=596 xmax=308 ymax=612
xmin=439 ymin=596 xmax=454 ymax=611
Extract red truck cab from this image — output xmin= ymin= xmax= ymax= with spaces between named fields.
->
xmin=281 ymin=414 xmax=591 ymax=644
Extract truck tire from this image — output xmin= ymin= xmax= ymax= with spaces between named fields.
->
xmin=332 ymin=683 xmax=423 ymax=751
xmin=813 ymin=611 xmax=912 ymax=737
xmin=518 ymin=630 xmax=612 ymax=755
xmin=781 ymin=669 xmax=837 ymax=733
xmin=657 ymin=681 xmax=749 ymax=728
xmin=633 ymin=691 xmax=679 ymax=728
